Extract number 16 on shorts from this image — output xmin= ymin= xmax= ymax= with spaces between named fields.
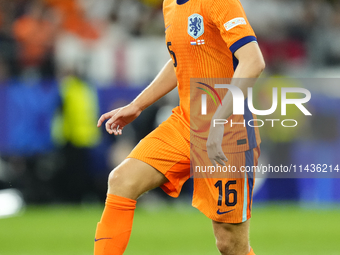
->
xmin=215 ymin=180 xmax=237 ymax=206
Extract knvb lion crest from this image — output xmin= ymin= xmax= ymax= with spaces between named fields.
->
xmin=188 ymin=14 xmax=204 ymax=39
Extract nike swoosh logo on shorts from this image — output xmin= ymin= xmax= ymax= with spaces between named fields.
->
xmin=95 ymin=237 xmax=112 ymax=242
xmin=216 ymin=209 xmax=235 ymax=215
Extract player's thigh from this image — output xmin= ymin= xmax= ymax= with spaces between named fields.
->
xmin=108 ymin=158 xmax=168 ymax=200
xmin=212 ymin=219 xmax=250 ymax=255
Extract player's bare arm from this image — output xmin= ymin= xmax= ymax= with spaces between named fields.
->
xmin=97 ymin=59 xmax=177 ymax=135
xmin=207 ymin=42 xmax=265 ymax=166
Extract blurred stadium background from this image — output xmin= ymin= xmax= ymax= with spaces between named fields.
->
xmin=0 ymin=0 xmax=340 ymax=254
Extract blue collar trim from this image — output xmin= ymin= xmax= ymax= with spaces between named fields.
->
xmin=177 ymin=0 xmax=189 ymax=5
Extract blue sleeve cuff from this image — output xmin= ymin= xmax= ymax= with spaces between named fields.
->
xmin=229 ymin=36 xmax=257 ymax=54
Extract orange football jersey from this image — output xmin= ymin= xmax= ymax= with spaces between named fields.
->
xmin=163 ymin=0 xmax=261 ymax=153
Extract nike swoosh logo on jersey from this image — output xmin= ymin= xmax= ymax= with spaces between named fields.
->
xmin=216 ymin=209 xmax=235 ymax=215
xmin=165 ymin=25 xmax=171 ymax=32
xmin=94 ymin=237 xmax=112 ymax=242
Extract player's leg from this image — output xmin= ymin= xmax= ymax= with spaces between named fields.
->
xmin=94 ymin=158 xmax=168 ymax=255
xmin=107 ymin=157 xmax=168 ymax=199
xmin=192 ymin=146 xmax=260 ymax=255
xmin=95 ymin=116 xmax=190 ymax=255
xmin=212 ymin=219 xmax=254 ymax=255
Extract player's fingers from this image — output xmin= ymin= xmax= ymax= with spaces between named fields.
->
xmin=98 ymin=109 xmax=120 ymax=127
xmin=215 ymin=157 xmax=226 ymax=166
xmin=97 ymin=113 xmax=111 ymax=127
xmin=112 ymin=124 xmax=118 ymax=135
xmin=217 ymin=151 xmax=228 ymax=163
xmin=112 ymin=120 xmax=125 ymax=133
xmin=113 ymin=124 xmax=123 ymax=135
xmin=117 ymin=126 xmax=124 ymax=135
xmin=108 ymin=121 xmax=126 ymax=136
xmin=106 ymin=111 xmax=121 ymax=126
xmin=208 ymin=157 xmax=217 ymax=167
xmin=105 ymin=120 xmax=112 ymax=134
xmin=106 ymin=120 xmax=118 ymax=135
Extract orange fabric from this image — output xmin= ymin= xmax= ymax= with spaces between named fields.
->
xmin=13 ymin=17 xmax=54 ymax=66
xmin=192 ymin=145 xmax=260 ymax=223
xmin=45 ymin=0 xmax=99 ymax=39
xmin=248 ymin=247 xmax=256 ymax=255
xmin=128 ymin=115 xmax=260 ymax=223
xmin=128 ymin=114 xmax=190 ymax=198
xmin=94 ymin=194 xmax=136 ymax=255
xmin=163 ymin=0 xmax=261 ymax=153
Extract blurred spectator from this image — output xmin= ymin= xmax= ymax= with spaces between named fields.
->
xmin=0 ymin=1 xmax=24 ymax=77
xmin=13 ymin=0 xmax=60 ymax=78
xmin=46 ymin=0 xmax=99 ymax=40
xmin=303 ymin=0 xmax=340 ymax=68
xmin=325 ymin=1 xmax=340 ymax=65
xmin=54 ymin=72 xmax=100 ymax=147
xmin=52 ymin=71 xmax=101 ymax=202
xmin=0 ymin=0 xmax=337 ymax=81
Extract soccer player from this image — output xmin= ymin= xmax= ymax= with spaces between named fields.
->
xmin=94 ymin=0 xmax=265 ymax=254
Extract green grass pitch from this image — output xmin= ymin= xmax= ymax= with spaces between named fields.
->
xmin=0 ymin=203 xmax=339 ymax=255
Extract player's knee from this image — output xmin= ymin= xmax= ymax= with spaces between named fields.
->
xmin=215 ymin=235 xmax=250 ymax=255
xmin=108 ymin=167 xmax=120 ymax=188
xmin=216 ymin=239 xmax=234 ymax=255
xmin=107 ymin=166 xmax=140 ymax=198
xmin=215 ymin=230 xmax=240 ymax=255
xmin=213 ymin=220 xmax=250 ymax=255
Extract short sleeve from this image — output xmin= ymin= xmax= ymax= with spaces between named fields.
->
xmin=208 ymin=0 xmax=257 ymax=54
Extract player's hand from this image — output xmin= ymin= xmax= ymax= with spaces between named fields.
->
xmin=206 ymin=124 xmax=228 ymax=167
xmin=97 ymin=103 xmax=142 ymax=135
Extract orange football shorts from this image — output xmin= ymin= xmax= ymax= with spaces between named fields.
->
xmin=127 ymin=113 xmax=260 ymax=223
